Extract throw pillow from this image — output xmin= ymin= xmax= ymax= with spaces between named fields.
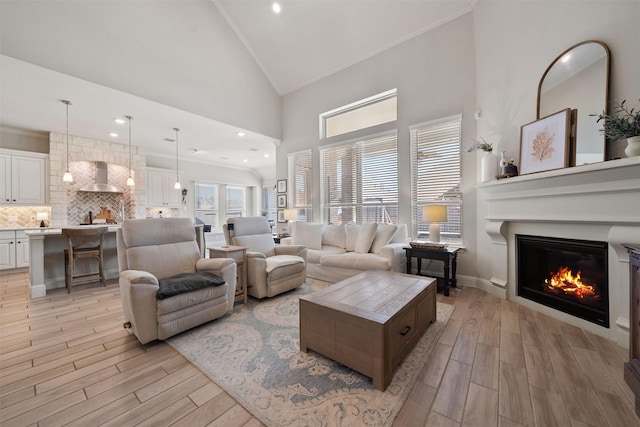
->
xmin=345 ymin=224 xmax=360 ymax=252
xmin=156 ymin=272 xmax=225 ymax=300
xmin=322 ymin=224 xmax=346 ymax=248
xmin=390 ymin=224 xmax=409 ymax=244
xmin=354 ymin=223 xmax=378 ymax=254
xmin=370 ymin=223 xmax=398 ymax=254
xmin=292 ymin=222 xmax=323 ymax=250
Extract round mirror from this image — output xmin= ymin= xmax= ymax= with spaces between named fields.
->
xmin=537 ymin=40 xmax=610 ymax=165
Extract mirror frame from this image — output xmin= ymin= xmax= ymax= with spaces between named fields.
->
xmin=537 ymin=40 xmax=611 ymax=163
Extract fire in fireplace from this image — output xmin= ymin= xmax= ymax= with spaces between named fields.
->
xmin=517 ymin=234 xmax=608 ymax=327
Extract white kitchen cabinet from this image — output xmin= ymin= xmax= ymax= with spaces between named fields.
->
xmin=147 ymin=168 xmax=182 ymax=207
xmin=0 ymin=150 xmax=47 ymax=205
xmin=0 ymin=230 xmax=29 ymax=270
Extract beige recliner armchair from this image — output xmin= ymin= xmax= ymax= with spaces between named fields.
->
xmin=116 ymin=218 xmax=237 ymax=344
xmin=223 ymin=216 xmax=307 ymax=299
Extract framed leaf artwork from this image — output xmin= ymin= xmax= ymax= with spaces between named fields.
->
xmin=520 ymin=108 xmax=571 ymax=175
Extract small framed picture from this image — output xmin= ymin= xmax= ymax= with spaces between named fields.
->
xmin=277 ymin=210 xmax=286 ymax=223
xmin=277 ymin=179 xmax=287 ymax=193
xmin=277 ymin=194 xmax=287 ymax=208
xmin=519 ymin=108 xmax=571 ymax=175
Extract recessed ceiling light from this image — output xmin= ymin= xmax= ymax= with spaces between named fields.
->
xmin=109 ymin=132 xmax=119 ymax=138
xmin=192 ymin=149 xmax=202 ymax=154
xmin=243 ymin=159 xmax=248 ymax=163
xmin=561 ymin=54 xmax=571 ymax=63
xmin=264 ymin=153 xmax=270 ymax=158
xmin=237 ymin=131 xmax=246 ymax=137
xmin=272 ymin=2 xmax=281 ymax=14
xmin=114 ymin=118 xmax=126 ymax=124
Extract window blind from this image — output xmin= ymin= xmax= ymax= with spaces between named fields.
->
xmin=287 ymin=150 xmax=313 ymax=222
xmin=410 ymin=116 xmax=462 ymax=243
xmin=321 ymin=133 xmax=398 ymax=224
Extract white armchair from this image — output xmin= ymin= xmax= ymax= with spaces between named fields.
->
xmin=223 ymin=216 xmax=307 ymax=299
xmin=116 ymin=218 xmax=237 ymax=344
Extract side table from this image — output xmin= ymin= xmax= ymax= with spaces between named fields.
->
xmin=207 ymin=245 xmax=247 ymax=304
xmin=404 ymin=246 xmax=460 ymax=296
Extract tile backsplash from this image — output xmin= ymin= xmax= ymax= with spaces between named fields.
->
xmin=0 ymin=206 xmax=51 ymax=228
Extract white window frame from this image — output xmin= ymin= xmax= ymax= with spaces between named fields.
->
xmin=320 ymin=130 xmax=398 ymax=225
xmin=287 ymin=149 xmax=313 ymax=223
xmin=319 ymin=88 xmax=397 ymax=139
xmin=194 ymin=182 xmax=218 ymax=231
xmin=409 ymin=114 xmax=462 ymax=244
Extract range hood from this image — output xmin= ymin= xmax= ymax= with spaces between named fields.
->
xmin=78 ymin=161 xmax=123 ymax=193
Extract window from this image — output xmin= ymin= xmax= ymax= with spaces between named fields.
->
xmin=321 ymin=132 xmax=398 ymax=225
xmin=263 ymin=185 xmax=276 ymax=222
xmin=194 ymin=182 xmax=218 ymax=230
xmin=320 ymin=89 xmax=397 ymax=139
xmin=287 ymin=150 xmax=313 ymax=222
xmin=226 ymin=186 xmax=245 ymax=218
xmin=410 ymin=115 xmax=462 ymax=244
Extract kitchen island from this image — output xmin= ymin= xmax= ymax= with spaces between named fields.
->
xmin=25 ymin=226 xmax=121 ymax=298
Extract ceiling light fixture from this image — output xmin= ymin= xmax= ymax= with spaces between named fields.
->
xmin=61 ymin=100 xmax=73 ymax=183
xmin=237 ymin=131 xmax=246 ymax=137
xmin=243 ymin=159 xmax=248 ymax=163
xmin=272 ymin=2 xmax=281 ymax=14
xmin=264 ymin=153 xmax=270 ymax=158
xmin=109 ymin=132 xmax=119 ymax=138
xmin=114 ymin=118 xmax=126 ymax=124
xmin=174 ymin=128 xmax=181 ymax=189
xmin=126 ymin=116 xmax=134 ymax=186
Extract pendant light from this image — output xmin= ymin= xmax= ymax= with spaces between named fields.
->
xmin=61 ymin=100 xmax=73 ymax=182
xmin=173 ymin=128 xmax=181 ymax=189
xmin=126 ymin=116 xmax=135 ymax=186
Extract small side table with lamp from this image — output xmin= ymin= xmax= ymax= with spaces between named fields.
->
xmin=404 ymin=204 xmax=460 ymax=296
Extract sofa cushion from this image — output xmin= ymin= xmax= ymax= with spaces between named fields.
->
xmin=307 ymin=246 xmax=346 ymax=264
xmin=126 ymin=241 xmax=200 ymax=280
xmin=370 ymin=223 xmax=398 ymax=254
xmin=390 ymin=224 xmax=409 ymax=244
xmin=320 ymin=252 xmax=391 ymax=270
xmin=322 ymin=224 xmax=346 ymax=248
xmin=232 ymin=234 xmax=276 ymax=257
xmin=156 ymin=272 xmax=226 ymax=300
xmin=291 ymin=222 xmax=323 ymax=250
xmin=345 ymin=224 xmax=359 ymax=252
xmin=355 ymin=223 xmax=378 ymax=254
xmin=265 ymin=255 xmax=305 ymax=273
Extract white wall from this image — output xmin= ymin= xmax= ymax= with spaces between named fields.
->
xmin=0 ymin=0 xmax=282 ymax=140
xmin=473 ymin=0 xmax=640 ymax=283
xmin=280 ymin=13 xmax=478 ymax=277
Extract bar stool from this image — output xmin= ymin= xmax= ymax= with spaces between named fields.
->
xmin=61 ymin=227 xmax=108 ymax=293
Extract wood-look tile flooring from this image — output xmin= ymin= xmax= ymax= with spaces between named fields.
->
xmin=1 ymin=269 xmax=638 ymax=426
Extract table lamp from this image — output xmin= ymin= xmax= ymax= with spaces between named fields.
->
xmin=283 ymin=208 xmax=297 ymax=235
xmin=422 ymin=205 xmax=447 ymax=243
xmin=37 ymin=212 xmax=48 ymax=228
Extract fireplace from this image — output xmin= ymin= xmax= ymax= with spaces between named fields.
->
xmin=517 ymin=234 xmax=609 ymax=327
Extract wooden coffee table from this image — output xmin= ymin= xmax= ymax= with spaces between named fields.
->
xmin=299 ymin=270 xmax=436 ymax=391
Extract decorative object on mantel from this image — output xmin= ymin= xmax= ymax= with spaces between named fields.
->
xmin=498 ymin=158 xmax=519 ymax=179
xmin=466 ymin=137 xmax=498 ymax=182
xmin=519 ymin=108 xmax=571 ymax=175
xmin=591 ymin=99 xmax=640 ymax=157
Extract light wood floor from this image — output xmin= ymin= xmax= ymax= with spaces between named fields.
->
xmin=1 ymin=270 xmax=638 ymax=427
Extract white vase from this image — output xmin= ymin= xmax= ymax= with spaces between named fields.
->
xmin=625 ymin=136 xmax=640 ymax=157
xmin=481 ymin=151 xmax=499 ymax=182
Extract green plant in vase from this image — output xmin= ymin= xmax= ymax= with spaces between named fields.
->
xmin=591 ymin=99 xmax=640 ymax=157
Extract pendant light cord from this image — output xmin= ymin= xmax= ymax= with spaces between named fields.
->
xmin=174 ymin=127 xmax=180 ymax=183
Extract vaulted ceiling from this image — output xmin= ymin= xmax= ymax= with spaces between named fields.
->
xmin=0 ymin=0 xmax=476 ymax=177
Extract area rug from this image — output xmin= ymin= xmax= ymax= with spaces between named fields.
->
xmin=168 ymin=282 xmax=453 ymax=427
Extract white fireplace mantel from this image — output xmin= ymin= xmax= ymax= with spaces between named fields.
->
xmin=480 ymin=157 xmax=640 ymax=347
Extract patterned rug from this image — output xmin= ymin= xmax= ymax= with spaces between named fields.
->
xmin=168 ymin=281 xmax=453 ymax=426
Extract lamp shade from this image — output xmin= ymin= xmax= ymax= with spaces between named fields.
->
xmin=422 ymin=205 xmax=448 ymax=223
xmin=283 ymin=208 xmax=298 ymax=221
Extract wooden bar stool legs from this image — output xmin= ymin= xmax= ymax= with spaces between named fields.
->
xmin=62 ymin=227 xmax=108 ymax=293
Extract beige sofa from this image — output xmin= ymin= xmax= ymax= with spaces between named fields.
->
xmin=281 ymin=222 xmax=410 ymax=283
xmin=116 ymin=218 xmax=237 ymax=344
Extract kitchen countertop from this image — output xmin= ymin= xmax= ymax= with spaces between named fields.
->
xmin=24 ymin=225 xmax=122 ymax=236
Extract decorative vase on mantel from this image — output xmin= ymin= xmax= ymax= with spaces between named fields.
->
xmin=625 ymin=136 xmax=640 ymax=157
xmin=481 ymin=151 xmax=499 ymax=182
